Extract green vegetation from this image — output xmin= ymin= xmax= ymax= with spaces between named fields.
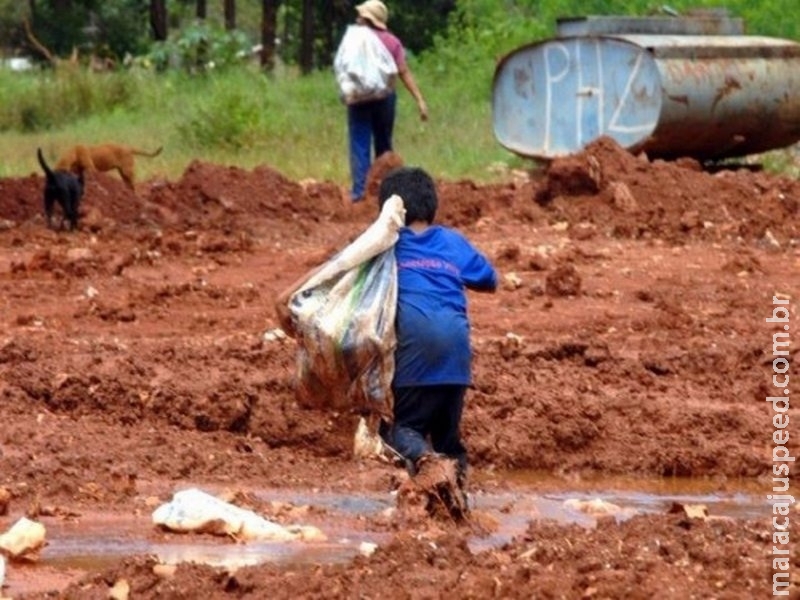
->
xmin=1 ymin=1 xmax=798 ymax=186
xmin=0 ymin=59 xmax=516 ymax=186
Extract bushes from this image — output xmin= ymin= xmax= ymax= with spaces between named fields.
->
xmin=178 ymin=88 xmax=264 ymax=150
xmin=0 ymin=68 xmax=138 ymax=132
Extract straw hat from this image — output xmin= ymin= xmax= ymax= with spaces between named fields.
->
xmin=356 ymin=0 xmax=388 ymax=30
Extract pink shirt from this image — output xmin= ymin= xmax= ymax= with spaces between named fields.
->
xmin=374 ymin=29 xmax=406 ymax=70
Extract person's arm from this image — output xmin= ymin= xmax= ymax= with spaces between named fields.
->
xmin=398 ymin=64 xmax=428 ymax=121
xmin=456 ymin=235 xmax=498 ymax=293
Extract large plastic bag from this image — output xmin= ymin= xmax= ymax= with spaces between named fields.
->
xmin=334 ymin=24 xmax=397 ymax=105
xmin=152 ymin=488 xmax=325 ymax=542
xmin=288 ymin=195 xmax=405 ymax=419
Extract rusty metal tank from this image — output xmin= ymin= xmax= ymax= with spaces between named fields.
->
xmin=491 ymin=13 xmax=800 ymax=161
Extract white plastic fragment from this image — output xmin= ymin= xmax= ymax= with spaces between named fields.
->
xmin=262 ymin=328 xmax=287 ymax=342
xmin=0 ymin=517 xmax=47 ymax=559
xmin=152 ymin=488 xmax=325 ymax=542
xmin=353 ymin=416 xmax=385 ymax=459
xmin=359 ymin=541 xmax=378 ymax=557
xmin=563 ymin=498 xmax=622 ymax=517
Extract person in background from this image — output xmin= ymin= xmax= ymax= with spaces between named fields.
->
xmin=377 ymin=166 xmax=497 ymax=504
xmin=342 ymin=0 xmax=428 ymax=202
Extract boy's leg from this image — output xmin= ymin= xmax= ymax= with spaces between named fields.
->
xmin=347 ymin=102 xmax=374 ymax=201
xmin=429 ymin=385 xmax=467 ymax=466
xmin=390 ymin=386 xmax=434 ymax=471
xmin=430 ymin=385 xmax=469 ymax=505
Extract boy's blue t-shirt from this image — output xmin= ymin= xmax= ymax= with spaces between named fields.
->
xmin=393 ymin=225 xmax=497 ymax=387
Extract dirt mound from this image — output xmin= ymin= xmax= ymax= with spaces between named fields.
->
xmin=5 ymin=143 xmax=797 ymax=246
xmin=536 ymin=136 xmax=800 ymax=244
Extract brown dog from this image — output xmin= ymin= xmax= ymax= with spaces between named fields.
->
xmin=56 ymin=143 xmax=163 ymax=190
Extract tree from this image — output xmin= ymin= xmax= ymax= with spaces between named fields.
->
xmin=260 ymin=0 xmax=279 ymax=71
xmin=299 ymin=0 xmax=313 ymax=74
xmin=150 ymin=0 xmax=167 ymax=41
xmin=23 ymin=0 xmax=151 ymax=62
xmin=196 ymin=0 xmax=206 ymax=20
xmin=224 ymin=0 xmax=235 ymax=30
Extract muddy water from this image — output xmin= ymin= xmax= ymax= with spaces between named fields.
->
xmin=470 ymin=473 xmax=767 ymax=551
xmin=3 ymin=479 xmax=768 ymax=596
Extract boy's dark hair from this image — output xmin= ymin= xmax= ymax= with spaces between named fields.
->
xmin=378 ymin=166 xmax=437 ymax=225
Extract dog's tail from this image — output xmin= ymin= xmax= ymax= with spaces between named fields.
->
xmin=37 ymin=148 xmax=55 ymax=180
xmin=131 ymin=146 xmax=163 ymax=158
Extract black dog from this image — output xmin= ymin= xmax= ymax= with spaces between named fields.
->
xmin=37 ymin=147 xmax=84 ymax=231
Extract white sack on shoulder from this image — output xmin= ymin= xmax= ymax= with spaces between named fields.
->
xmin=295 ymin=194 xmax=405 ymax=296
xmin=334 ymin=24 xmax=398 ymax=104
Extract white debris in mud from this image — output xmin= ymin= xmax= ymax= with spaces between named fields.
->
xmin=152 ymin=488 xmax=326 ymax=542
xmin=262 ymin=328 xmax=287 ymax=343
xmin=358 ymin=541 xmax=378 ymax=557
xmin=563 ymin=498 xmax=623 ymax=517
xmin=0 ymin=517 xmax=46 ymax=560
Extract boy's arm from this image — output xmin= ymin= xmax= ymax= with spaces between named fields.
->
xmin=462 ymin=254 xmax=498 ymax=293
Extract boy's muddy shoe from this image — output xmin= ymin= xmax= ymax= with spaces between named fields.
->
xmin=398 ymin=454 xmax=469 ymax=523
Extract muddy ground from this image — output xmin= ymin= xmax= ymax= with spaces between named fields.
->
xmin=0 ymin=137 xmax=799 ymax=598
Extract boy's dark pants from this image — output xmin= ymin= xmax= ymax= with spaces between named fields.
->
xmin=387 ymin=384 xmax=468 ymax=475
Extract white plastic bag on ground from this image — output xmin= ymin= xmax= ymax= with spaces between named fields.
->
xmin=152 ymin=488 xmax=325 ymax=542
xmin=0 ymin=517 xmax=46 ymax=560
xmin=289 ymin=195 xmax=405 ymax=419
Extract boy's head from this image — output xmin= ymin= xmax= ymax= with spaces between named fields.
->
xmin=378 ymin=166 xmax=437 ymax=225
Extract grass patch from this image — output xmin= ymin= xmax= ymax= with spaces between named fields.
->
xmin=0 ymin=61 xmax=520 ymax=186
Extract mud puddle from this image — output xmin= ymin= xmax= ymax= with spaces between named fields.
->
xmin=2 ymin=481 xmax=766 ymax=596
xmin=470 ymin=473 xmax=767 ymax=551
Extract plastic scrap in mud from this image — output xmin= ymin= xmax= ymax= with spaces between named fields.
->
xmin=152 ymin=488 xmax=326 ymax=542
xmin=563 ymin=497 xmax=629 ymax=518
xmin=667 ymin=501 xmax=710 ymax=522
xmin=0 ymin=516 xmax=47 ymax=562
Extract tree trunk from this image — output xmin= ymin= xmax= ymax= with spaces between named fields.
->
xmin=260 ymin=0 xmax=279 ymax=71
xmin=299 ymin=0 xmax=314 ymax=74
xmin=149 ymin=0 xmax=168 ymax=41
xmin=224 ymin=0 xmax=236 ymax=30
xmin=320 ymin=0 xmax=334 ymax=67
xmin=196 ymin=0 xmax=207 ymax=20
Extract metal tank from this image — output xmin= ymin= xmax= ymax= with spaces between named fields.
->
xmin=491 ymin=13 xmax=800 ymax=161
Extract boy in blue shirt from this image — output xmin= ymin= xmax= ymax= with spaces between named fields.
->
xmin=377 ymin=167 xmax=497 ymax=499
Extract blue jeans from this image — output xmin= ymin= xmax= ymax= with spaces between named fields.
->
xmin=347 ymin=93 xmax=396 ymax=201
xmin=385 ymin=385 xmax=468 ymax=474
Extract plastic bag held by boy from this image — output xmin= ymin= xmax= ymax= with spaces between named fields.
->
xmin=286 ymin=195 xmax=406 ymax=417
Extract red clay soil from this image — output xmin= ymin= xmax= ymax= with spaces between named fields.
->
xmin=1 ymin=137 xmax=799 ymax=598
